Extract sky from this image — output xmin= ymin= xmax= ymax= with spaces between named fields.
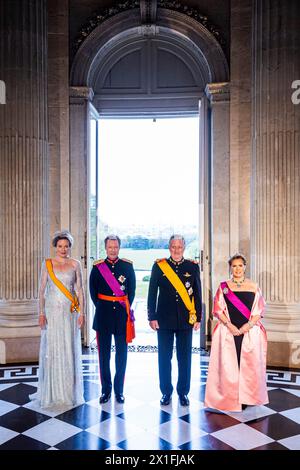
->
xmin=90 ymin=117 xmax=199 ymax=229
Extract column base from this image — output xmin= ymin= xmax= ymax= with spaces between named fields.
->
xmin=0 ymin=332 xmax=40 ymax=364
xmin=267 ymin=340 xmax=300 ymax=369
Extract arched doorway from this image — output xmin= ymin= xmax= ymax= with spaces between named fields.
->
xmin=69 ymin=2 xmax=229 ymax=347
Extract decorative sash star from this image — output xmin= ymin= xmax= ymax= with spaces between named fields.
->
xmin=185 ymin=281 xmax=191 ymax=288
xmin=183 ymin=272 xmax=191 ymax=277
xmin=223 ymin=287 xmax=228 ymax=294
xmin=118 ymin=275 xmax=126 ymax=283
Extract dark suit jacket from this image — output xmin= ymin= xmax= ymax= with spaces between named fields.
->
xmin=90 ymin=258 xmax=136 ymax=334
xmin=147 ymin=257 xmax=202 ymax=330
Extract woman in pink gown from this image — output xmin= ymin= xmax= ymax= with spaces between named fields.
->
xmin=204 ymin=253 xmax=268 ymax=412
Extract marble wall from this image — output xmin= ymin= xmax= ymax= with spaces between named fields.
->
xmin=0 ymin=0 xmax=299 ymax=367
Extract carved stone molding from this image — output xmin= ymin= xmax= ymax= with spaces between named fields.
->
xmin=73 ymin=0 xmax=225 ymax=53
xmin=74 ymin=0 xmax=140 ymax=50
xmin=140 ymin=0 xmax=157 ymax=24
xmin=71 ymin=8 xmax=228 ymax=87
xmin=157 ymin=0 xmax=224 ymax=46
xmin=205 ymin=82 xmax=230 ymax=103
xmin=69 ymin=87 xmax=94 ymax=102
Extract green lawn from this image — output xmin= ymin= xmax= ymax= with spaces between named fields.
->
xmin=136 ymin=279 xmax=149 ymax=298
xmin=119 ymin=248 xmax=169 ymax=270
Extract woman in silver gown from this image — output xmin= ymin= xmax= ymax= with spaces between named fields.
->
xmin=33 ymin=230 xmax=85 ymax=409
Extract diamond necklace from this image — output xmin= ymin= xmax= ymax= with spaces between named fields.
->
xmin=232 ymin=277 xmax=245 ymax=288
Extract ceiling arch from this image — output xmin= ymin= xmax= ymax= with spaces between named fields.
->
xmin=71 ymin=6 xmax=228 ymax=114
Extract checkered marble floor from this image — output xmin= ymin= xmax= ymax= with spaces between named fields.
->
xmin=0 ymin=349 xmax=300 ymax=450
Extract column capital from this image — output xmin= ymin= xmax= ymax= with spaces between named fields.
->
xmin=69 ymin=86 xmax=94 ymax=102
xmin=205 ymin=82 xmax=230 ymax=103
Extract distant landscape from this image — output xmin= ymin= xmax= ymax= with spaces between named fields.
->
xmin=119 ymin=248 xmax=169 ymax=270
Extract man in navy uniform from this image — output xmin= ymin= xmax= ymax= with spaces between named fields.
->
xmin=90 ymin=235 xmax=136 ymax=404
xmin=147 ymin=235 xmax=202 ymax=406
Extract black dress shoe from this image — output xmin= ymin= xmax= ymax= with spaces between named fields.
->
xmin=179 ymin=395 xmax=189 ymax=406
xmin=99 ymin=393 xmax=111 ymax=404
xmin=160 ymin=394 xmax=171 ymax=406
xmin=115 ymin=394 xmax=125 ymax=404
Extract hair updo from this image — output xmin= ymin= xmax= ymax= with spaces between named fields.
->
xmin=52 ymin=230 xmax=74 ymax=248
xmin=228 ymin=253 xmax=247 ymax=266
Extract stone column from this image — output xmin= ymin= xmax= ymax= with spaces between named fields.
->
xmin=206 ymin=83 xmax=230 ymax=293
xmin=230 ymin=0 xmax=252 ymax=260
xmin=252 ymin=0 xmax=300 ymax=367
xmin=0 ymin=0 xmax=48 ymax=362
xmin=48 ymin=0 xmax=70 ymax=235
xmin=69 ymin=87 xmax=94 ymax=274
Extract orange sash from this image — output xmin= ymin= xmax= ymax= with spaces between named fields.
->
xmin=97 ymin=293 xmax=135 ymax=343
xmin=157 ymin=259 xmax=197 ymax=325
xmin=45 ymin=259 xmax=80 ymax=313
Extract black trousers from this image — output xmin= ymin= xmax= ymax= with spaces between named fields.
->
xmin=157 ymin=328 xmax=193 ymax=396
xmin=96 ymin=331 xmax=127 ymax=395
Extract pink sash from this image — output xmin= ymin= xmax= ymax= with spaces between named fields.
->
xmin=96 ymin=262 xmax=135 ymax=321
xmin=220 ymin=281 xmax=251 ymax=320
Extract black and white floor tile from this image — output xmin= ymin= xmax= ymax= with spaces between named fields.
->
xmin=0 ymin=349 xmax=300 ymax=451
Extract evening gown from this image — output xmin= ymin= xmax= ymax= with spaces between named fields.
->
xmin=32 ymin=261 xmax=84 ymax=409
xmin=224 ymin=291 xmax=255 ymax=366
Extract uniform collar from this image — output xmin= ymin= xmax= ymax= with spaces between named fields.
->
xmin=106 ymin=257 xmax=119 ymax=265
xmin=169 ymin=256 xmax=184 ymax=266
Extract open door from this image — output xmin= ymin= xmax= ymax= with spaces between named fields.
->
xmin=199 ymin=96 xmax=212 ymax=351
xmin=84 ymin=106 xmax=100 ymax=347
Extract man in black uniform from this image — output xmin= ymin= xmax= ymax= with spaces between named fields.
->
xmin=147 ymin=235 xmax=202 ymax=406
xmin=90 ymin=235 xmax=136 ymax=404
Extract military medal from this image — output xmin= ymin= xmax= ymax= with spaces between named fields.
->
xmin=118 ymin=275 xmax=126 ymax=283
xmin=120 ymin=285 xmax=125 ymax=291
xmin=188 ymin=287 xmax=193 ymax=296
xmin=183 ymin=272 xmax=191 ymax=277
xmin=185 ymin=281 xmax=191 ymax=288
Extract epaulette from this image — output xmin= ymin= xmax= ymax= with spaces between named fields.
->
xmin=93 ymin=259 xmax=105 ymax=266
xmin=121 ymin=258 xmax=133 ymax=264
xmin=156 ymin=258 xmax=167 ymax=263
xmin=186 ymin=258 xmax=199 ymax=264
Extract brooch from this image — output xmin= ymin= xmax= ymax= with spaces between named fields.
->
xmin=118 ymin=275 xmax=126 ymax=283
xmin=223 ymin=287 xmax=228 ymax=294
